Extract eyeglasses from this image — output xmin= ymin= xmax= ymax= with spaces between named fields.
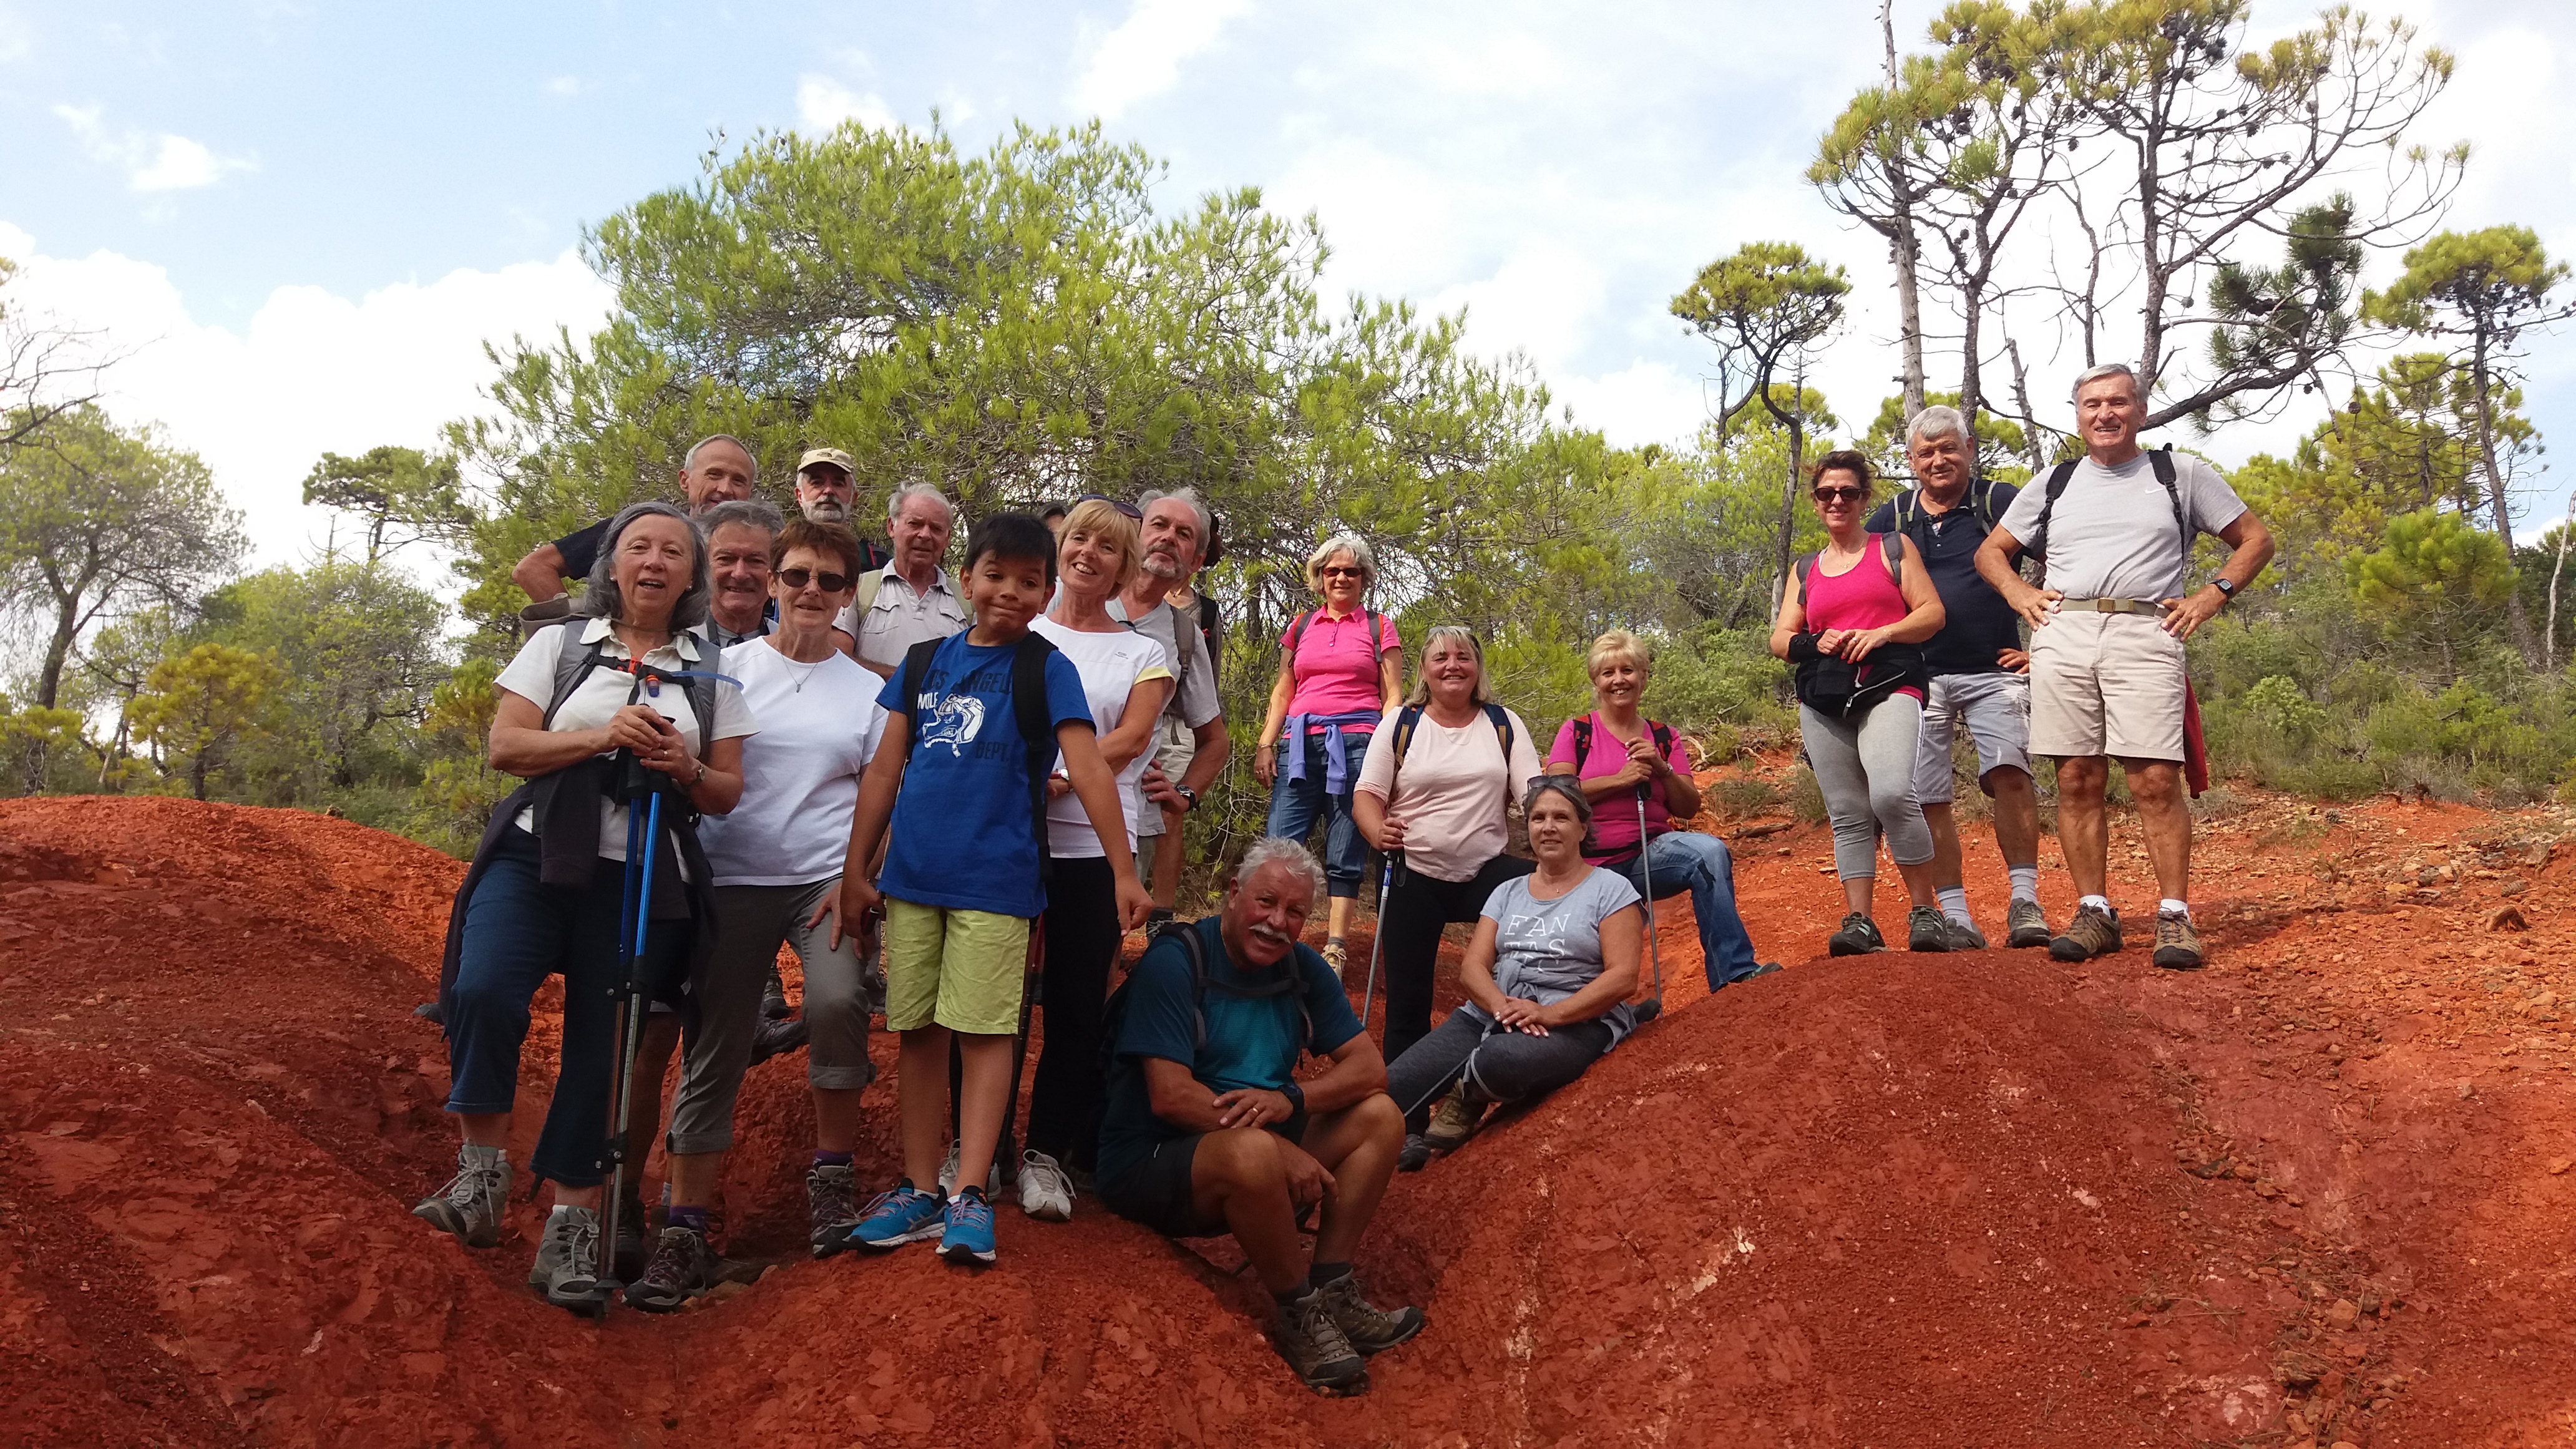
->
xmin=1812 ymin=487 xmax=1866 ymax=505
xmin=777 ymin=567 xmax=854 ymax=593
xmin=1071 ymin=493 xmax=1144 ymax=521
xmin=1319 ymin=565 xmax=1365 ymax=578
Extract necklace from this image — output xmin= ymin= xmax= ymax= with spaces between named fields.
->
xmin=780 ymin=653 xmax=827 ymax=693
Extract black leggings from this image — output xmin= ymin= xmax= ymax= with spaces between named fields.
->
xmin=1027 ymin=856 xmax=1122 ymax=1171
xmin=1376 ymin=854 xmax=1536 ymax=1068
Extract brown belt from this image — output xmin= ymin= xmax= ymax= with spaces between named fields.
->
xmin=2061 ymin=597 xmax=2166 ymax=615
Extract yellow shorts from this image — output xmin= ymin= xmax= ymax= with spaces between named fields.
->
xmin=881 ymin=897 xmax=1031 ymax=1036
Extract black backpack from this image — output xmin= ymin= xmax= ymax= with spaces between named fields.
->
xmin=897 ymin=632 xmax=1062 ymax=886
xmin=1286 ymin=607 xmax=1384 ymax=666
xmin=2026 ymin=445 xmax=2190 ymax=570
xmin=1889 ymin=477 xmax=2008 ymax=539
xmin=1096 ymin=919 xmax=1315 ymax=1122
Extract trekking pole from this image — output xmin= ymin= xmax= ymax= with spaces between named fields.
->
xmin=1634 ymin=787 xmax=1664 ymax=1023
xmin=1358 ymin=852 xmax=1398 ymax=1028
xmin=993 ymin=919 xmax=1046 ymax=1190
xmin=599 ymin=761 xmax=663 ymax=1309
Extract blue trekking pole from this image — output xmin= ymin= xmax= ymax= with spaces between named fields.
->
xmin=1359 ymin=852 xmax=1398 ymax=1028
xmin=598 ymin=774 xmax=662 ymax=1309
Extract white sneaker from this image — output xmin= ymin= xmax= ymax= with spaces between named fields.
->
xmin=937 ymin=1139 xmax=1001 ymax=1198
xmin=1018 ymin=1150 xmax=1074 ymax=1222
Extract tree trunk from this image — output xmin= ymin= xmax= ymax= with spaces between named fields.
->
xmin=2547 ymin=499 xmax=2573 ymax=673
xmin=1881 ymin=0 xmax=1926 ymax=422
xmin=1774 ymin=415 xmax=1807 ymax=619
xmin=2471 ymin=331 xmax=2537 ymax=660
xmin=39 ymin=593 xmax=79 ymax=710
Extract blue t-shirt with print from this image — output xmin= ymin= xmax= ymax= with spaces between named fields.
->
xmin=874 ymin=632 xmax=1093 ymax=919
xmin=1095 ymin=917 xmax=1363 ymax=1185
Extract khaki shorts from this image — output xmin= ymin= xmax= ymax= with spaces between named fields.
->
xmin=2028 ymin=609 xmax=2185 ymax=762
xmin=1135 ymin=714 xmax=1197 ymax=840
xmin=881 ymin=897 xmax=1030 ymax=1035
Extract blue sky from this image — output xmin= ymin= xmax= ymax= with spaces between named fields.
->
xmin=5 ymin=0 xmax=2573 ymax=562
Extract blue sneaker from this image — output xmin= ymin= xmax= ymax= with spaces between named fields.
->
xmin=849 ymin=1181 xmax=945 ymax=1251
xmin=938 ymin=1186 xmax=997 ymax=1266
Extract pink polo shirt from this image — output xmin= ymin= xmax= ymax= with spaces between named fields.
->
xmin=1280 ymin=609 xmax=1400 ymax=732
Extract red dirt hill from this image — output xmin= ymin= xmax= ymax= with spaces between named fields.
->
xmin=1 ymin=794 xmax=2571 ymax=1447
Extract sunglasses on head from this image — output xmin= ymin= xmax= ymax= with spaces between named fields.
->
xmin=1812 ymin=486 xmax=1866 ymax=505
xmin=1071 ymin=493 xmax=1144 ymax=521
xmin=776 ymin=567 xmax=854 ymax=593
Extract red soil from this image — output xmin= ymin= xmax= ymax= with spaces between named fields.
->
xmin=1 ymin=791 xmax=2571 ymax=1447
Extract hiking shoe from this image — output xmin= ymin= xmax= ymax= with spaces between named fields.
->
xmin=625 ymin=1226 xmax=719 ymax=1312
xmin=1018 ymin=1150 xmax=1074 ymax=1222
xmin=1274 ymin=1288 xmax=1368 ymax=1397
xmin=807 ymin=1161 xmax=861 ymax=1259
xmin=412 ymin=1143 xmax=509 ymax=1249
xmin=1827 ymin=913 xmax=1885 ymax=955
xmin=1315 ymin=1271 xmax=1425 ymax=1355
xmin=2152 ymin=910 xmax=2204 ymax=970
xmin=1397 ymin=1134 xmax=1432 ymax=1173
xmin=527 ymin=1206 xmax=603 ymax=1312
xmin=851 ymin=1183 xmax=946 ymax=1251
xmin=939 ymin=1187 xmax=998 ymax=1266
xmin=761 ymin=968 xmax=791 ymax=1021
xmin=748 ymin=1015 xmax=809 ymax=1066
xmin=1943 ymin=916 xmax=1988 ymax=951
xmin=1421 ymin=1083 xmax=1487 ymax=1154
xmin=412 ymin=999 xmax=444 ymax=1024
xmin=1321 ymin=941 xmax=1349 ymax=978
xmin=2005 ymin=897 xmax=2052 ymax=949
xmin=937 ymin=1141 xmax=1000 ymax=1198
xmin=610 ymin=1196 xmax=650 ymax=1285
xmin=2049 ymin=904 xmax=2123 ymax=962
xmin=1905 ymin=906 xmax=1952 ymax=952
xmin=1726 ymin=960 xmax=1785 ymax=985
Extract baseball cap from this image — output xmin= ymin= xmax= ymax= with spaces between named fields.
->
xmin=796 ymin=447 xmax=856 ymax=477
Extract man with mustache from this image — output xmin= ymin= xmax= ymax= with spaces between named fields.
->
xmin=791 ymin=447 xmax=892 ymax=573
xmin=1112 ymin=489 xmax=1231 ymax=925
xmin=1094 ymin=839 xmax=1422 ymax=1397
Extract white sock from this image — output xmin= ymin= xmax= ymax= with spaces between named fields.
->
xmin=1936 ymin=887 xmax=1973 ymax=927
xmin=2159 ymin=897 xmax=2190 ymax=919
xmin=2079 ymin=894 xmax=2111 ymax=915
xmin=2007 ymin=866 xmax=2040 ymax=904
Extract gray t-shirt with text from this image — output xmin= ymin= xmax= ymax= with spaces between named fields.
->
xmin=1463 ymin=866 xmax=1643 ymax=1048
xmin=1996 ymin=451 xmax=2248 ymax=602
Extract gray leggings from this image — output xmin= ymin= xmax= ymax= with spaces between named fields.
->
xmin=667 ymin=878 xmax=874 ymax=1156
xmin=1384 ymin=1009 xmax=1616 ymax=1134
xmin=1800 ymin=697 xmax=1934 ymax=881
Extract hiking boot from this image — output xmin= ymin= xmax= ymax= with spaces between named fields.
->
xmin=748 ymin=1015 xmax=808 ymax=1066
xmin=937 ymin=1141 xmax=1000 ymax=1199
xmin=625 ymin=1226 xmax=719 ymax=1312
xmin=2152 ymin=910 xmax=2205 ymax=970
xmin=1274 ymin=1288 xmax=1368 ymax=1397
xmin=412 ymin=1143 xmax=508 ymax=1249
xmin=761 ymin=968 xmax=791 ymax=1021
xmin=1725 ymin=960 xmax=1785 ymax=985
xmin=1420 ymin=1083 xmax=1487 ymax=1154
xmin=1314 ymin=1271 xmax=1425 ymax=1355
xmin=1018 ymin=1150 xmax=1074 ymax=1222
xmin=1827 ymin=913 xmax=1885 ymax=956
xmin=527 ymin=1206 xmax=603 ymax=1312
xmin=1397 ymin=1134 xmax=1432 ymax=1173
xmin=1905 ymin=907 xmax=1951 ymax=953
xmin=807 ymin=1161 xmax=862 ymax=1259
xmin=2049 ymin=904 xmax=2123 ymax=962
xmin=2005 ymin=897 xmax=2052 ymax=949
xmin=851 ymin=1182 xmax=946 ymax=1251
xmin=1943 ymin=916 xmax=1988 ymax=950
xmin=610 ymin=1196 xmax=650 ymax=1285
xmin=939 ymin=1186 xmax=998 ymax=1266
xmin=412 ymin=999 xmax=444 ymax=1024
xmin=1321 ymin=941 xmax=1349 ymax=978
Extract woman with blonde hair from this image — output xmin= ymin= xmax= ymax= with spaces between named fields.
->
xmin=1352 ymin=625 xmax=1541 ymax=1168
xmin=1254 ymin=532 xmax=1404 ymax=972
xmin=1546 ymin=629 xmax=1775 ymax=992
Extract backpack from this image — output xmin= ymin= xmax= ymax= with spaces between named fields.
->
xmin=1286 ymin=608 xmax=1385 ymax=671
xmin=897 ymin=632 xmax=1063 ymax=886
xmin=1785 ymin=534 xmax=1926 ymax=719
xmin=1095 ymin=919 xmax=1316 ymax=1125
xmin=1387 ymin=701 xmax=1517 ymax=820
xmin=2026 ymin=445 xmax=2190 ymax=572
xmin=542 ymin=618 xmax=728 ymax=743
xmin=1890 ymin=477 xmax=2007 ymax=539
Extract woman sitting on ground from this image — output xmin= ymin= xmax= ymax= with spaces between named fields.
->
xmin=415 ymin=500 xmax=751 ymax=1313
xmin=1767 ymin=449 xmax=1949 ymax=956
xmin=1382 ymin=776 xmax=1642 ymax=1166
xmin=1350 ymin=626 xmax=1541 ymax=1167
xmin=1548 ymin=628 xmax=1777 ymax=992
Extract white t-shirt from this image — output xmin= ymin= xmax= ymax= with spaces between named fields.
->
xmin=492 ymin=619 xmax=760 ymax=862
xmin=1995 ymin=449 xmax=2248 ymax=602
xmin=1354 ymin=705 xmax=1543 ymax=883
xmin=1030 ymin=614 xmax=1172 ymax=859
xmin=696 ymin=640 xmax=887 ymax=887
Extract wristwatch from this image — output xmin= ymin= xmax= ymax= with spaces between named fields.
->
xmin=1176 ymin=784 xmax=1199 ymax=812
xmin=2210 ymin=577 xmax=2237 ymax=601
xmin=1279 ymin=1080 xmax=1304 ymax=1116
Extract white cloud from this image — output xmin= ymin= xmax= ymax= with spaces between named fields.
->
xmin=1430 ymin=238 xmax=1605 ymax=376
xmin=0 ymin=222 xmax=618 ymax=565
xmin=0 ymin=5 xmax=31 ymax=64
xmin=544 ymin=74 xmax=583 ymax=97
xmin=796 ymin=74 xmax=896 ymax=134
xmin=1071 ymin=0 xmax=1251 ymax=120
xmin=54 ymin=104 xmax=253 ymax=193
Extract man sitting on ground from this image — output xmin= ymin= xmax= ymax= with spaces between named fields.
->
xmin=1095 ymin=837 xmax=1423 ymax=1397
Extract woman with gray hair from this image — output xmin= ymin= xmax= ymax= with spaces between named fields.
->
xmin=1254 ymin=532 xmax=1405 ymax=972
xmin=1350 ymin=627 xmax=1541 ymax=1163
xmin=414 ymin=499 xmax=756 ymax=1313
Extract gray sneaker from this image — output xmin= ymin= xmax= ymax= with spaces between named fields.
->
xmin=1906 ymin=906 xmax=1953 ymax=952
xmin=412 ymin=1143 xmax=509 ymax=1249
xmin=1314 ymin=1271 xmax=1425 ymax=1355
xmin=1943 ymin=916 xmax=1989 ymax=950
xmin=1827 ymin=913 xmax=1885 ymax=955
xmin=2004 ymin=897 xmax=2052 ymax=949
xmin=1274 ymin=1287 xmax=1368 ymax=1396
xmin=807 ymin=1161 xmax=862 ymax=1259
xmin=624 ymin=1226 xmax=719 ymax=1312
xmin=527 ymin=1206 xmax=604 ymax=1312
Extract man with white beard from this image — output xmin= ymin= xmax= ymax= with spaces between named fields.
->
xmin=1111 ymin=489 xmax=1231 ymax=927
xmin=793 ymin=447 xmax=892 ymax=572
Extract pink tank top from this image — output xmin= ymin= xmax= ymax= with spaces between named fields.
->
xmin=1803 ymin=547 xmax=1923 ymax=702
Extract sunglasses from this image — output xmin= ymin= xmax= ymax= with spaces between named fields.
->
xmin=1071 ymin=493 xmax=1144 ymax=521
xmin=776 ymin=567 xmax=854 ymax=593
xmin=1812 ymin=486 xmax=1867 ymax=505
xmin=1319 ymin=565 xmax=1365 ymax=578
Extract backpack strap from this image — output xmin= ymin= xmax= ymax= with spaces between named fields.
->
xmin=1649 ymin=721 xmax=1676 ymax=761
xmin=542 ymin=618 xmax=612 ymax=728
xmin=2026 ymin=459 xmax=2081 ymax=562
xmin=1570 ymin=713 xmax=1594 ymax=770
xmin=1792 ymin=553 xmax=1817 ymax=607
xmin=1286 ymin=608 xmax=1315 ymax=667
xmin=1367 ymin=609 xmax=1384 ymax=657
xmin=897 ymin=637 xmax=940 ymax=736
xmin=1893 ymin=489 xmax=1917 ymax=534
xmin=1010 ymin=633 xmax=1061 ymax=889
xmin=1390 ymin=705 xmax=1424 ymax=768
xmin=1480 ymin=702 xmax=1513 ymax=761
xmin=2147 ymin=444 xmax=2190 ymax=557
xmin=1174 ymin=920 xmax=1212 ymax=1052
xmin=1879 ymin=528 xmax=1903 ymax=583
xmin=852 ymin=567 xmax=888 ymax=625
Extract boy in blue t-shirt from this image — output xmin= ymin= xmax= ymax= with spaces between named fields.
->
xmin=1093 ymin=838 xmax=1423 ymax=1397
xmin=827 ymin=512 xmax=1148 ymax=1266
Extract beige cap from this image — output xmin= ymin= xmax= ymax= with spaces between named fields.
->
xmin=796 ymin=446 xmax=856 ymax=477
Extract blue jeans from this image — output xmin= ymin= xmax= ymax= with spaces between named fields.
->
xmin=1265 ymin=731 xmax=1372 ymax=898
xmin=1612 ymin=831 xmax=1763 ymax=991
xmin=444 ymin=829 xmax=686 ymax=1188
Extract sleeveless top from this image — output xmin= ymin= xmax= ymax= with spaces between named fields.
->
xmin=1803 ymin=549 xmax=1923 ymax=704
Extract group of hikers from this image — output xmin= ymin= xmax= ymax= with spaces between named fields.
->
xmin=407 ymin=358 xmax=2273 ymax=1397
